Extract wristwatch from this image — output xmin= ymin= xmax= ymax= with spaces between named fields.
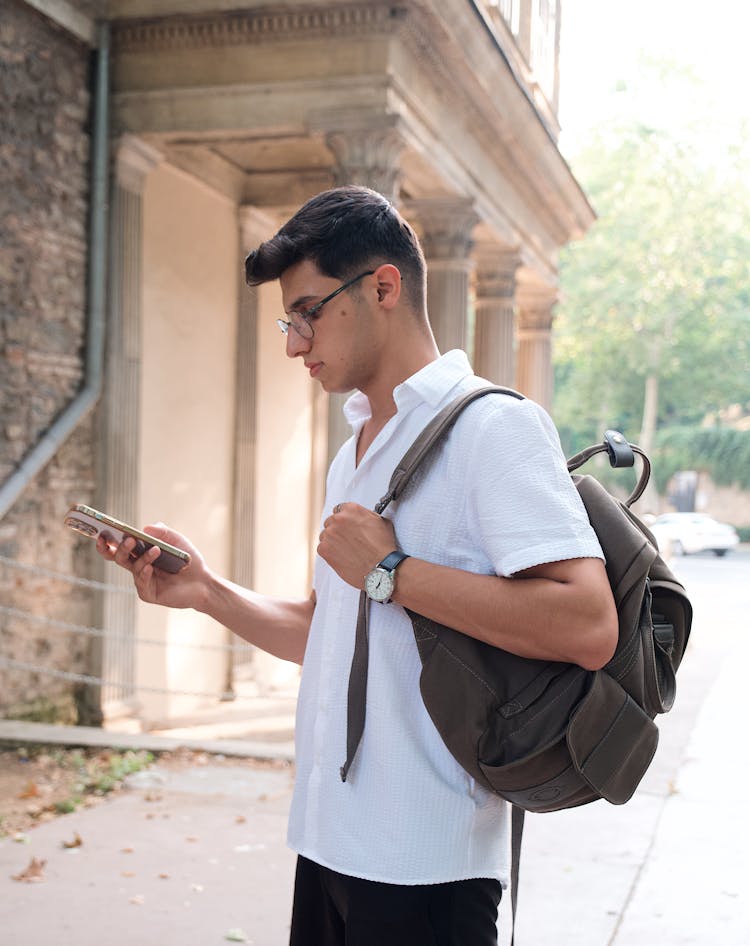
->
xmin=364 ymin=550 xmax=410 ymax=603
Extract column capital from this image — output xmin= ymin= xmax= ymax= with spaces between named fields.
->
xmin=474 ymin=245 xmax=522 ymax=302
xmin=324 ymin=122 xmax=406 ymax=202
xmin=404 ymin=196 xmax=478 ymax=262
xmin=238 ymin=205 xmax=278 ymax=250
xmin=114 ymin=134 xmax=163 ymax=194
xmin=516 ymin=281 xmax=558 ymax=332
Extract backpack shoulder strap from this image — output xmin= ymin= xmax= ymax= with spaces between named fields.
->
xmin=374 ymin=384 xmax=523 ymax=514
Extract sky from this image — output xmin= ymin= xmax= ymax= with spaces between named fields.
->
xmin=557 ymin=0 xmax=750 ymax=159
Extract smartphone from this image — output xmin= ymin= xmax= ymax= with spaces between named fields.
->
xmin=64 ymin=504 xmax=191 ymax=574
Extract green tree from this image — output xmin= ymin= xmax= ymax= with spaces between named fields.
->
xmin=555 ymin=82 xmax=750 ymax=499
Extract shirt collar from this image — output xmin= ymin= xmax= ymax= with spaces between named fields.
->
xmin=343 ymin=349 xmax=474 ymax=433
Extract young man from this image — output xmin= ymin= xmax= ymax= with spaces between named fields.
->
xmin=99 ymin=186 xmax=617 ymax=945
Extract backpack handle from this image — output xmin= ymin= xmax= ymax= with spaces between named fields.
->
xmin=567 ymin=431 xmax=651 ymax=508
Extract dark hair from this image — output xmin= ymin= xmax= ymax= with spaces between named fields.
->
xmin=245 ymin=186 xmax=426 ymax=311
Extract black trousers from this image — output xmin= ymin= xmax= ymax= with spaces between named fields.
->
xmin=289 ymin=856 xmax=502 ymax=946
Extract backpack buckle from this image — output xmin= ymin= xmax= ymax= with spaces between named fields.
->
xmin=603 ymin=430 xmax=635 ymax=469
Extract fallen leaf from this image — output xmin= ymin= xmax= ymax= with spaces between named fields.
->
xmin=18 ymin=781 xmax=41 ymax=799
xmin=121 ymin=846 xmax=134 ymax=854
xmin=12 ymin=857 xmax=47 ymax=883
xmin=185 ymin=836 xmax=199 ymax=843
xmin=191 ymin=883 xmax=204 ymax=892
xmin=225 ymin=930 xmax=248 ymax=943
xmin=12 ymin=833 xmax=30 ymax=844
xmin=121 ymin=871 xmax=136 ymax=878
xmin=129 ymin=895 xmax=145 ymax=905
xmin=235 ymin=815 xmax=247 ymax=824
xmin=62 ymin=832 xmax=83 ymax=849
xmin=158 ymin=872 xmax=170 ymax=879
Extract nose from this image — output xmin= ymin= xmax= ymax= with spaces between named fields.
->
xmin=285 ymin=326 xmax=311 ymax=359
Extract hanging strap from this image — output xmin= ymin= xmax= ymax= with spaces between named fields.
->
xmin=510 ymin=805 xmax=525 ymax=946
xmin=340 ymin=385 xmax=523 ymax=782
xmin=340 ymin=592 xmax=371 ymax=782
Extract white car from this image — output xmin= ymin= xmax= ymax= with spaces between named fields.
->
xmin=648 ymin=512 xmax=740 ymax=557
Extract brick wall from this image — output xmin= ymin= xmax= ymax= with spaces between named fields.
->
xmin=0 ymin=0 xmax=99 ymax=721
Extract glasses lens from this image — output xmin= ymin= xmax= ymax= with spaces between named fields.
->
xmin=277 ymin=314 xmax=313 ymax=339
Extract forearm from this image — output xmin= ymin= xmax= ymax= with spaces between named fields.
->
xmin=390 ymin=556 xmax=617 ymax=670
xmin=198 ymin=572 xmax=314 ymax=665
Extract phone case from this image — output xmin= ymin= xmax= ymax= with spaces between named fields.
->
xmin=64 ymin=504 xmax=191 ymax=574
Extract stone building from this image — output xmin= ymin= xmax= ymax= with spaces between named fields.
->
xmin=0 ymin=0 xmax=594 ymax=728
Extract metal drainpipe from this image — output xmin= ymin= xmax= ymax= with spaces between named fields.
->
xmin=0 ymin=21 xmax=110 ymax=519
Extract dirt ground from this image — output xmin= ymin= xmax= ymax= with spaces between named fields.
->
xmin=0 ymin=744 xmax=289 ymax=839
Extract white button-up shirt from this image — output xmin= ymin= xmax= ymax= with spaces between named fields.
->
xmin=287 ymin=350 xmax=603 ymax=886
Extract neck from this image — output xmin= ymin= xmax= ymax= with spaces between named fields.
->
xmin=361 ymin=331 xmax=441 ymax=426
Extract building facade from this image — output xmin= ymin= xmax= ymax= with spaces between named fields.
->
xmin=0 ymin=0 xmax=594 ymax=726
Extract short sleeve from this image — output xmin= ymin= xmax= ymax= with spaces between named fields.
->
xmin=464 ymin=398 xmax=604 ymax=576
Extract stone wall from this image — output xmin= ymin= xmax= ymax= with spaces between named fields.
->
xmin=0 ymin=0 xmax=98 ymax=720
xmin=691 ymin=476 xmax=750 ymax=530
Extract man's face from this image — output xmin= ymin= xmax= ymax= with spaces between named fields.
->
xmin=278 ymin=259 xmax=381 ymax=394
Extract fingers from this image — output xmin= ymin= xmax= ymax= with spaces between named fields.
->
xmin=97 ymin=534 xmax=159 ymax=576
xmin=142 ymin=522 xmax=178 ymax=544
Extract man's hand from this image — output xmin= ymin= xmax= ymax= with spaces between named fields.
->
xmin=96 ymin=524 xmax=210 ymax=611
xmin=317 ymin=503 xmax=398 ymax=589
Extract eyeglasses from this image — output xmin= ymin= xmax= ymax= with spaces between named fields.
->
xmin=276 ymin=270 xmax=375 ymax=340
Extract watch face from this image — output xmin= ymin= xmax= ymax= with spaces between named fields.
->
xmin=365 ymin=566 xmax=394 ymax=602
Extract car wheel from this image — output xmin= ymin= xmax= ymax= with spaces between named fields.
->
xmin=713 ymin=549 xmax=728 ymax=557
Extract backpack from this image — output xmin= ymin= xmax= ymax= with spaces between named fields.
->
xmin=341 ymin=385 xmax=692 ymax=938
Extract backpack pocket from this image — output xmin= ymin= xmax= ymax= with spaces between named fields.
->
xmin=567 ymin=670 xmax=658 ymax=804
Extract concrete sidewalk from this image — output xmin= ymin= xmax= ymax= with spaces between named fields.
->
xmin=0 ymin=753 xmax=297 ymax=946
xmin=1 ymin=556 xmax=748 ymax=945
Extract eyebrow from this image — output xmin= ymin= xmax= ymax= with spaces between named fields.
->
xmin=286 ymin=293 xmax=319 ymax=314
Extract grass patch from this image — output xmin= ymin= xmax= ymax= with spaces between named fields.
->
xmin=0 ymin=746 xmax=155 ymax=834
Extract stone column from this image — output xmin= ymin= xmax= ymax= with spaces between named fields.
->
xmin=229 ymin=206 xmax=275 ymax=685
xmin=515 ymin=283 xmax=558 ymax=411
xmin=98 ymin=135 xmax=161 ymax=713
xmin=474 ymin=248 xmax=521 ymax=386
xmin=324 ymin=123 xmax=406 ymax=466
xmin=405 ymin=198 xmax=478 ymax=360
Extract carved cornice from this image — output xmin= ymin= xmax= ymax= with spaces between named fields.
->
xmin=112 ymin=3 xmax=407 ymax=53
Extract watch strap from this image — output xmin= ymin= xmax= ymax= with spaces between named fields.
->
xmin=377 ymin=550 xmax=409 ymax=572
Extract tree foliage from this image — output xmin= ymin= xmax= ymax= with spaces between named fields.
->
xmin=653 ymin=426 xmax=750 ymax=492
xmin=554 ymin=71 xmax=750 ymax=481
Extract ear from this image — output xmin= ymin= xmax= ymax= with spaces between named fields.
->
xmin=373 ymin=264 xmax=402 ymax=309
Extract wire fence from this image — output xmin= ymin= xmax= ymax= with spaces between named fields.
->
xmin=0 ymin=554 xmax=256 ymax=704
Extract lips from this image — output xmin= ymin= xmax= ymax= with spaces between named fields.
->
xmin=306 ymin=362 xmax=322 ymax=378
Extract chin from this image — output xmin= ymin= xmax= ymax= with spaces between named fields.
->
xmin=321 ymin=380 xmax=351 ymax=395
